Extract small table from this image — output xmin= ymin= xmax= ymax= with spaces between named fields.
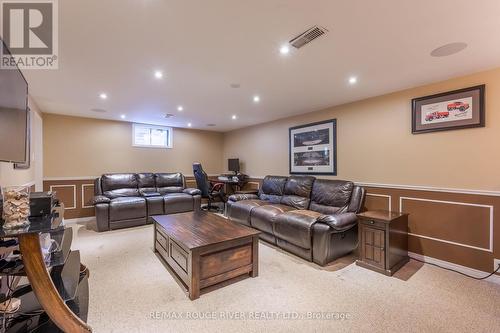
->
xmin=356 ymin=210 xmax=409 ymax=276
xmin=153 ymin=212 xmax=260 ymax=300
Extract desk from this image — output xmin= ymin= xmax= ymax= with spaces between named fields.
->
xmin=216 ymin=178 xmax=243 ymax=194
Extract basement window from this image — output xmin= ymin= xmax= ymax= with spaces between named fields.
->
xmin=133 ymin=123 xmax=172 ymax=148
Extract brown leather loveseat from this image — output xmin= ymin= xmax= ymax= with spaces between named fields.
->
xmin=227 ymin=175 xmax=365 ymax=266
xmin=93 ymin=173 xmax=201 ymax=231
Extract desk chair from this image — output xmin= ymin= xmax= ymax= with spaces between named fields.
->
xmin=193 ymin=163 xmax=226 ymax=212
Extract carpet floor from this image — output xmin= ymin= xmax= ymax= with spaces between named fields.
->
xmin=69 ymin=219 xmax=500 ymax=333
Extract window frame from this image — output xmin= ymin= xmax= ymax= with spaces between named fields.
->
xmin=132 ymin=123 xmax=173 ymax=149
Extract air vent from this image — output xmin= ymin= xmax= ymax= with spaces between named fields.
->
xmin=164 ymin=113 xmax=174 ymax=119
xmin=289 ymin=25 xmax=328 ymax=49
xmin=90 ymin=108 xmax=107 ymax=113
xmin=206 ymin=124 xmax=216 ymax=127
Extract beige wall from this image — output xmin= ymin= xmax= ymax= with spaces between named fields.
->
xmin=0 ymin=97 xmax=43 ymax=189
xmin=43 ymin=114 xmax=224 ymax=178
xmin=224 ymin=67 xmax=500 ymax=192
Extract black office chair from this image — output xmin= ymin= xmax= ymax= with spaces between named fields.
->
xmin=193 ymin=163 xmax=226 ymax=212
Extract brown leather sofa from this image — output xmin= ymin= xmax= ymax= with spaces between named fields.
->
xmin=227 ymin=175 xmax=365 ymax=266
xmin=93 ymin=173 xmax=201 ymax=232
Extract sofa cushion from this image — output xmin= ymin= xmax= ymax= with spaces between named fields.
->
xmin=259 ymin=176 xmax=288 ymax=203
xmin=228 ymin=199 xmax=270 ymax=226
xmin=274 ymin=210 xmax=322 ymax=249
xmin=145 ymin=196 xmax=164 ymax=216
xmin=156 ymin=173 xmax=184 ymax=194
xmin=102 ymin=173 xmax=139 ymax=198
xmin=163 ymin=193 xmax=194 ymax=214
xmin=280 ymin=176 xmax=315 ymax=209
xmin=109 ymin=197 xmax=146 ymax=221
xmin=137 ymin=173 xmax=157 ymax=193
xmin=250 ymin=204 xmax=296 ymax=235
xmin=309 ymin=179 xmax=354 ymax=215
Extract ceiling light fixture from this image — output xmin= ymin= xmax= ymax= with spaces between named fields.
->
xmin=177 ymin=106 xmax=184 ymax=112
xmin=99 ymin=93 xmax=108 ymax=100
xmin=232 ymin=115 xmax=237 ymax=120
xmin=154 ymin=70 xmax=163 ymax=79
xmin=120 ymin=114 xmax=126 ymax=119
xmin=253 ymin=95 xmax=260 ymax=103
xmin=348 ymin=76 xmax=357 ymax=85
xmin=187 ymin=123 xmax=192 ymax=127
xmin=280 ymin=45 xmax=290 ymax=55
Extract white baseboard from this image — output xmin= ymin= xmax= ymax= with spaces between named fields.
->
xmin=409 ymin=252 xmax=500 ymax=285
xmin=64 ymin=216 xmax=95 ymax=225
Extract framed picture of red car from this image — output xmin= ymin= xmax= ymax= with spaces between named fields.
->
xmin=412 ymin=85 xmax=485 ymax=134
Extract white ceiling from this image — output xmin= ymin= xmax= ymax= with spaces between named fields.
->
xmin=24 ymin=0 xmax=500 ymax=132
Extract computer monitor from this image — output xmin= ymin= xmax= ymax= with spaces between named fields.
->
xmin=228 ymin=158 xmax=240 ymax=174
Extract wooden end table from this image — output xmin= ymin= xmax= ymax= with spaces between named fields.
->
xmin=356 ymin=210 xmax=409 ymax=276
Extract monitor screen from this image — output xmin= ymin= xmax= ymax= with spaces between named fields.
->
xmin=228 ymin=158 xmax=240 ymax=172
xmin=0 ymin=40 xmax=28 ymax=163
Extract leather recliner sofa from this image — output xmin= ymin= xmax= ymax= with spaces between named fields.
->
xmin=93 ymin=173 xmax=201 ymax=232
xmin=227 ymin=175 xmax=365 ymax=266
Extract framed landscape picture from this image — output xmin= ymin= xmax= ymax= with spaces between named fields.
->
xmin=412 ymin=85 xmax=485 ymax=134
xmin=289 ymin=119 xmax=337 ymax=175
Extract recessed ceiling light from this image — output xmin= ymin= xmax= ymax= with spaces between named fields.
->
xmin=253 ymin=95 xmax=260 ymax=103
xmin=154 ymin=70 xmax=163 ymax=79
xmin=348 ymin=76 xmax=357 ymax=85
xmin=280 ymin=45 xmax=290 ymax=55
xmin=232 ymin=115 xmax=237 ymax=120
xmin=120 ymin=114 xmax=126 ymax=119
xmin=177 ymin=106 xmax=184 ymax=112
xmin=99 ymin=93 xmax=108 ymax=100
xmin=430 ymin=42 xmax=468 ymax=57
xmin=187 ymin=123 xmax=192 ymax=127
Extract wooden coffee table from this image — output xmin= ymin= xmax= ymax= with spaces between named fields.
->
xmin=153 ymin=212 xmax=260 ymax=300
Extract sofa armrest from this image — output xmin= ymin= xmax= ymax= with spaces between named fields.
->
xmin=92 ymin=195 xmax=111 ymax=205
xmin=183 ymin=188 xmax=201 ymax=196
xmin=228 ymin=193 xmax=259 ymax=202
xmin=140 ymin=192 xmax=161 ymax=197
xmin=317 ymin=212 xmax=358 ymax=232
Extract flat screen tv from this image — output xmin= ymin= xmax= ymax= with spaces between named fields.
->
xmin=0 ymin=39 xmax=28 ymax=163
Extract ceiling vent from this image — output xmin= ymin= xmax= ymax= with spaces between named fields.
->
xmin=90 ymin=108 xmax=106 ymax=113
xmin=289 ymin=25 xmax=328 ymax=49
xmin=164 ymin=113 xmax=174 ymax=119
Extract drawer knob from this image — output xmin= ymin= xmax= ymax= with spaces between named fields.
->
xmin=369 ymin=220 xmax=375 ymax=224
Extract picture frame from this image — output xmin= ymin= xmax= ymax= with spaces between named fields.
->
xmin=14 ymin=108 xmax=30 ymax=170
xmin=411 ymin=85 xmax=485 ymax=134
xmin=289 ymin=119 xmax=337 ymax=175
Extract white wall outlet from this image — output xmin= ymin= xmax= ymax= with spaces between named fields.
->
xmin=494 ymin=259 xmax=500 ymax=272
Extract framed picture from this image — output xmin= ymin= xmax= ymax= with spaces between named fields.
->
xmin=412 ymin=85 xmax=485 ymax=134
xmin=14 ymin=108 xmax=30 ymax=170
xmin=289 ymin=119 xmax=337 ymax=175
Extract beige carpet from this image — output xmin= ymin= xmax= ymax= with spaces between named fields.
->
xmin=69 ymin=219 xmax=500 ymax=333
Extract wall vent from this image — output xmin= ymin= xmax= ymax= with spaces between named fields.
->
xmin=289 ymin=25 xmax=328 ymax=49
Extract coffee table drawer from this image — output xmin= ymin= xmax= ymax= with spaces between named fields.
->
xmin=156 ymin=241 xmax=168 ymax=261
xmin=169 ymin=240 xmax=189 ymax=273
xmin=156 ymin=231 xmax=168 ymax=251
xmin=200 ymin=244 xmax=252 ymax=280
